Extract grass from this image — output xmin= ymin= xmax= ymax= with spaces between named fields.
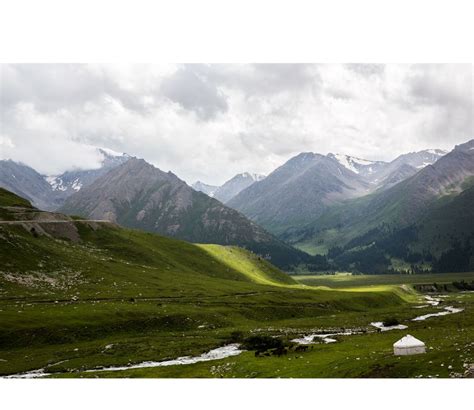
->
xmin=0 ymin=187 xmax=33 ymax=208
xmin=197 ymin=244 xmax=296 ymax=286
xmin=293 ymin=242 xmax=328 ymax=256
xmin=294 ymin=272 xmax=474 ymax=288
xmin=0 ymin=205 xmax=411 ymax=377
xmin=1 ymin=191 xmax=473 ymax=378
xmin=55 ymin=292 xmax=474 ymax=378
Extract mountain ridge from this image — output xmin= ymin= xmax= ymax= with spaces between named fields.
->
xmin=226 ymin=147 xmax=449 ymax=235
xmin=59 ymin=157 xmax=309 ymax=269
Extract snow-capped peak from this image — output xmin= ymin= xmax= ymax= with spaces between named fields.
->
xmin=426 ymin=148 xmax=448 ymax=155
xmin=239 ymin=172 xmax=266 ymax=181
xmin=328 ymin=153 xmax=381 ymax=174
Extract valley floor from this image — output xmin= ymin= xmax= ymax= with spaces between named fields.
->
xmin=1 ymin=272 xmax=473 ymax=378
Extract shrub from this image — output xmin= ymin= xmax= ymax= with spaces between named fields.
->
xmin=242 ymin=335 xmax=284 ymax=353
xmin=382 ymin=317 xmax=400 ymax=327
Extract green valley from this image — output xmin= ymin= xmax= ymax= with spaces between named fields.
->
xmin=1 ymin=188 xmax=473 ymax=378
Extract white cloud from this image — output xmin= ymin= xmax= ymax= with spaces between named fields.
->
xmin=0 ymin=64 xmax=472 ymax=184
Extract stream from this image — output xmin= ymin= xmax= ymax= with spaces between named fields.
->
xmin=4 ymin=344 xmax=243 ymax=379
xmin=3 ymin=294 xmax=465 ymax=378
xmin=291 ymin=295 xmax=464 ymax=345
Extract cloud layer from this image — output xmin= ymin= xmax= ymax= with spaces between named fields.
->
xmin=1 ymin=64 xmax=472 ymax=184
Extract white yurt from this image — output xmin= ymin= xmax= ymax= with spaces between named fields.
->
xmin=393 ymin=334 xmax=426 ymax=356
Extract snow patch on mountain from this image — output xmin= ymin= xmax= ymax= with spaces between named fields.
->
xmin=71 ymin=179 xmax=83 ymax=191
xmin=416 ymin=162 xmax=432 ymax=169
xmin=239 ymin=172 xmax=266 ymax=182
xmin=327 ymin=153 xmax=382 ymax=174
xmin=45 ymin=176 xmax=67 ymax=192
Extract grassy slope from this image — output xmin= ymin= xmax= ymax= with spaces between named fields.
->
xmin=2 ymin=188 xmax=472 ymax=378
xmin=0 ymin=187 xmax=33 ymax=208
xmin=197 ymin=244 xmax=296 ymax=286
xmin=0 ymin=190 xmax=413 ymax=377
xmin=294 ymin=272 xmax=474 ymax=288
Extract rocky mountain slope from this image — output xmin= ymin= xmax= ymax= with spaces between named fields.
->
xmin=45 ymin=148 xmax=130 ymax=202
xmin=227 ymin=148 xmax=448 ymax=235
xmin=287 ymin=140 xmax=474 ymax=273
xmin=227 ymin=153 xmax=372 ymax=234
xmin=0 ymin=148 xmax=130 ymax=210
xmin=59 ymin=158 xmax=309 ymax=269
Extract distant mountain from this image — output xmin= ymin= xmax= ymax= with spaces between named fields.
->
xmin=327 ymin=153 xmax=387 ymax=178
xmin=227 ymin=148 xmax=449 ymax=235
xmin=213 ymin=172 xmax=265 ymax=203
xmin=0 ymin=160 xmax=54 ymax=210
xmin=0 ymin=148 xmax=130 ymax=210
xmin=287 ymin=140 xmax=474 ymax=273
xmin=45 ymin=148 xmax=130 ymax=202
xmin=191 ymin=181 xmax=219 ymax=197
xmin=390 ymin=148 xmax=448 ymax=170
xmin=368 ymin=149 xmax=448 ymax=187
xmin=227 ymin=152 xmax=372 ymax=235
xmin=374 ymin=163 xmax=418 ymax=191
xmin=59 ymin=158 xmax=309 ymax=269
xmin=328 ymin=149 xmax=447 ymax=185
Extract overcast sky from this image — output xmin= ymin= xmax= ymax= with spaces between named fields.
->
xmin=0 ymin=64 xmax=472 ymax=185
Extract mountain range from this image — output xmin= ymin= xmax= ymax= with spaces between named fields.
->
xmin=227 ymin=148 xmax=447 ymax=235
xmin=284 ymin=140 xmax=474 ymax=273
xmin=0 ymin=148 xmax=129 ymax=210
xmin=58 ymin=158 xmax=308 ymax=269
xmin=192 ymin=172 xmax=265 ymax=203
xmin=1 ymin=141 xmax=472 ymax=273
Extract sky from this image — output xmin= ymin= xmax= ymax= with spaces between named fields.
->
xmin=0 ymin=63 xmax=472 ymax=185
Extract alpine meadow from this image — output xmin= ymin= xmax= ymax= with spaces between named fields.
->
xmin=1 ymin=63 xmax=473 ymax=379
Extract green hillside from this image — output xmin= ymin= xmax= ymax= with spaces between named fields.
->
xmin=0 ymin=187 xmax=34 ymax=208
xmin=0 ymin=188 xmax=415 ymax=377
xmin=288 ymin=175 xmax=474 ymax=274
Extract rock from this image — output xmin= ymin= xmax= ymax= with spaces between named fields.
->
xmin=464 ymin=364 xmax=474 ymax=378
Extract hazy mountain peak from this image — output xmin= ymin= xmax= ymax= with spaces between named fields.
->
xmin=291 ymin=152 xmax=322 ymax=162
xmin=213 ymin=172 xmax=267 ymax=203
xmin=237 ymin=172 xmax=266 ymax=181
xmin=42 ymin=147 xmax=132 ymax=207
xmin=454 ymin=139 xmax=474 ymax=152
xmin=191 ymin=181 xmax=219 ymax=197
xmin=391 ymin=148 xmax=447 ymax=170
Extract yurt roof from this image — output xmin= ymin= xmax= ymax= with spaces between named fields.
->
xmin=393 ymin=334 xmax=425 ymax=348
